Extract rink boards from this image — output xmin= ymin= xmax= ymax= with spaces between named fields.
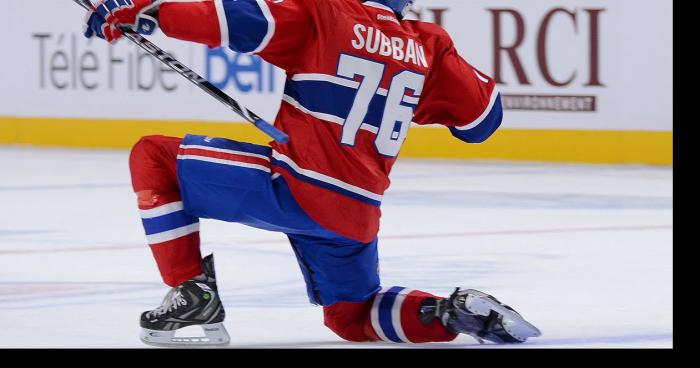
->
xmin=0 ymin=0 xmax=673 ymax=165
xmin=0 ymin=116 xmax=672 ymax=165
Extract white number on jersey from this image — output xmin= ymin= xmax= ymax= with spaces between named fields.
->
xmin=337 ymin=54 xmax=425 ymax=157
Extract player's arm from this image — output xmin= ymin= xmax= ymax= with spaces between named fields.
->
xmin=413 ymin=31 xmax=503 ymax=144
xmin=84 ymin=0 xmax=313 ymax=69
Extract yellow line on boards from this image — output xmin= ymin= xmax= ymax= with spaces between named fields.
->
xmin=0 ymin=117 xmax=272 ymax=148
xmin=0 ymin=116 xmax=672 ymax=165
xmin=401 ymin=127 xmax=673 ymax=165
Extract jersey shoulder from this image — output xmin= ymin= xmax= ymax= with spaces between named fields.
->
xmin=292 ymin=0 xmax=378 ymax=22
xmin=404 ymin=20 xmax=454 ymax=50
xmin=303 ymin=0 xmax=361 ymax=11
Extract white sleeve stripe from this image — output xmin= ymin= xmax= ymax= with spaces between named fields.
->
xmin=213 ymin=0 xmax=230 ymax=48
xmin=474 ymin=70 xmax=490 ymax=84
xmin=453 ymin=87 xmax=501 ymax=131
xmin=251 ymin=0 xmax=275 ymax=54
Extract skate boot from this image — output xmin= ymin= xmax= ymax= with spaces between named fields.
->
xmin=139 ymin=254 xmax=230 ymax=347
xmin=420 ymin=288 xmax=541 ymax=344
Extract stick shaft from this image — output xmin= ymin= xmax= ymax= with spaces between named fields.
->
xmin=73 ymin=0 xmax=289 ymax=144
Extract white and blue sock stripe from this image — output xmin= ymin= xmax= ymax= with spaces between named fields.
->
xmin=371 ymin=286 xmax=415 ymax=343
xmin=140 ymin=201 xmax=199 ymax=245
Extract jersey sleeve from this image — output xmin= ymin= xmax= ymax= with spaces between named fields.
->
xmin=159 ymin=0 xmax=315 ymax=70
xmin=216 ymin=0 xmax=315 ymax=69
xmin=413 ymin=34 xmax=503 ymax=144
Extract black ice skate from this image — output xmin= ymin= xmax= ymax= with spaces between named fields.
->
xmin=139 ymin=254 xmax=230 ymax=347
xmin=420 ymin=288 xmax=541 ymax=344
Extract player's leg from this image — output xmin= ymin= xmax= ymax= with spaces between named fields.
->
xmin=289 ymin=234 xmax=539 ymax=344
xmin=323 ymin=288 xmax=459 ymax=343
xmin=324 ymin=286 xmax=540 ymax=344
xmin=287 ymin=234 xmax=457 ymax=343
xmin=418 ymin=288 xmax=542 ymax=344
xmin=130 ymin=135 xmax=227 ymax=346
xmin=152 ymin=134 xmax=452 ymax=344
xmin=131 ymin=133 xmax=288 ymax=281
xmin=129 ymin=135 xmax=203 ymax=286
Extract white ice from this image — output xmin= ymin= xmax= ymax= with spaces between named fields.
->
xmin=0 ymin=147 xmax=673 ymax=348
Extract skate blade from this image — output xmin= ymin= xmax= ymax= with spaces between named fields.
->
xmin=140 ymin=323 xmax=231 ymax=348
xmin=463 ymin=289 xmax=542 ymax=342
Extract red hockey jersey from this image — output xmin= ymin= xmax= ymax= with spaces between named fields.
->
xmin=160 ymin=0 xmax=503 ymax=243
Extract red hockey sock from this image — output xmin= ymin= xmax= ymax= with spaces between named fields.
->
xmin=368 ymin=287 xmax=458 ymax=343
xmin=324 ymin=287 xmax=458 ymax=343
xmin=130 ymin=136 xmax=202 ymax=287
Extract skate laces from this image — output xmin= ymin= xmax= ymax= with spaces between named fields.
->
xmin=147 ymin=287 xmax=188 ymax=318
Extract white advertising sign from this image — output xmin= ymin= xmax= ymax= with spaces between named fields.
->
xmin=0 ymin=0 xmax=672 ymax=131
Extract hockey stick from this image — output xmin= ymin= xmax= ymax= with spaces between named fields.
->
xmin=73 ymin=0 xmax=289 ymax=144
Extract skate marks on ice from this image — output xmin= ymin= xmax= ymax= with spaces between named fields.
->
xmin=0 ymin=148 xmax=672 ymax=348
xmin=0 ymin=281 xmax=167 ymax=311
xmin=0 ymin=223 xmax=672 ymax=257
xmin=226 ymin=333 xmax=674 ymax=349
xmin=384 ymin=190 xmax=672 ymax=210
xmin=0 ymin=279 xmax=312 ymax=311
xmin=0 ymin=183 xmax=128 ymax=192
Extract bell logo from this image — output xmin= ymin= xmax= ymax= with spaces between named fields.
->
xmin=205 ymin=48 xmax=278 ymax=93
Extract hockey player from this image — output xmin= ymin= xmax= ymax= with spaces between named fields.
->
xmin=84 ymin=0 xmax=541 ymax=346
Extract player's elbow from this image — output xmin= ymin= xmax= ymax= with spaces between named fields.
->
xmin=450 ymin=95 xmax=503 ymax=144
xmin=224 ymin=0 xmax=273 ymax=54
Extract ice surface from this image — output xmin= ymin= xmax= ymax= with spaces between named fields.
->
xmin=0 ymin=147 xmax=673 ymax=348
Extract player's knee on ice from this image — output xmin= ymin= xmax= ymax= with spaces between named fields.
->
xmin=323 ymin=302 xmax=375 ymax=342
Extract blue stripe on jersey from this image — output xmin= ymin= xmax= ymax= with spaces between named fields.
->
xmin=222 ymin=0 xmax=269 ymax=53
xmin=365 ymin=92 xmax=389 ymax=128
xmin=182 ymin=135 xmax=272 ymax=157
xmin=284 ymin=79 xmax=418 ymax=130
xmin=449 ymin=94 xmax=504 ymax=144
xmin=271 ymin=158 xmax=382 ymax=207
xmin=285 ymin=80 xmax=357 ymax=121
xmin=378 ymin=286 xmax=406 ymax=343
xmin=141 ymin=211 xmax=199 ymax=236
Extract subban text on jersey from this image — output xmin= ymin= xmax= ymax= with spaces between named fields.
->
xmin=351 ymin=24 xmax=429 ymax=68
